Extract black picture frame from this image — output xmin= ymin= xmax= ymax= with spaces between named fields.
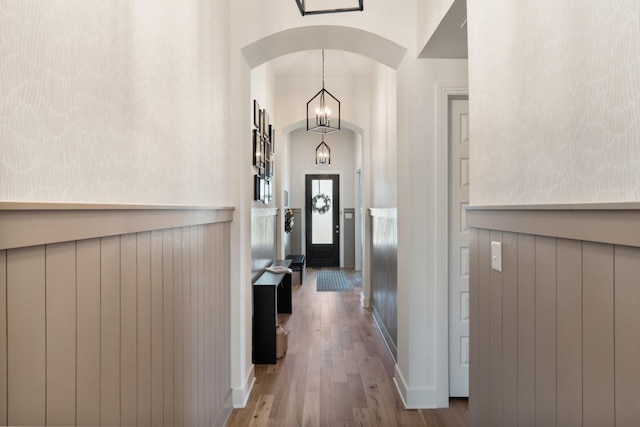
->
xmin=258 ymin=109 xmax=264 ymax=137
xmin=264 ymin=139 xmax=272 ymax=162
xmin=252 ymin=129 xmax=263 ymax=168
xmin=265 ymin=159 xmax=271 ymax=179
xmin=262 ymin=109 xmax=269 ymax=138
xmin=269 ymin=125 xmax=275 ymax=154
xmin=254 ymin=175 xmax=261 ymax=201
xmin=263 ymin=179 xmax=271 ymax=204
xmin=253 ymin=100 xmax=260 ymax=128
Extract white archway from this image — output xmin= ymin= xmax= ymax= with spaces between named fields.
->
xmin=280 ymin=118 xmax=364 ymax=136
xmin=231 ymin=24 xmax=454 ymax=411
xmin=242 ymin=25 xmax=407 ymax=70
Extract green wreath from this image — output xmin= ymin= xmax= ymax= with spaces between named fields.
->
xmin=311 ymin=194 xmax=331 ymax=214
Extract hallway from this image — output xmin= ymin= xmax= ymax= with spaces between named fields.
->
xmin=226 ymin=269 xmax=468 ymax=426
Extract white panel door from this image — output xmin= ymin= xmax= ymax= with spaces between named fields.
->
xmin=449 ymin=98 xmax=470 ymax=397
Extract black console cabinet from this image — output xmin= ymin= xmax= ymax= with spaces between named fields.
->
xmin=252 ymin=260 xmax=292 ymax=364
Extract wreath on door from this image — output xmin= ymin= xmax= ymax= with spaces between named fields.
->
xmin=311 ymin=194 xmax=331 ymax=214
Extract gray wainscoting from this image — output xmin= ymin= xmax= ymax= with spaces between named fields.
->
xmin=251 ymin=208 xmax=278 ymax=283
xmin=344 ymin=208 xmax=356 ymax=269
xmin=370 ymin=208 xmax=398 ymax=360
xmin=0 ymin=204 xmax=234 ymax=427
xmin=468 ymin=206 xmax=640 ymax=427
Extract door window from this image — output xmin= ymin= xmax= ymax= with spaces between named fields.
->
xmin=311 ymin=179 xmax=334 ymax=244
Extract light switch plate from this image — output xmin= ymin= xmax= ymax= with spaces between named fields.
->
xmin=491 ymin=241 xmax=502 ymax=272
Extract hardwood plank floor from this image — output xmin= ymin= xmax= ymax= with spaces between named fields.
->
xmin=226 ymin=268 xmax=468 ymax=427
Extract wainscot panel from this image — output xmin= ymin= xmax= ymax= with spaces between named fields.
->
xmin=369 ymin=208 xmax=398 ymax=360
xmin=251 ymin=208 xmax=278 ymax=283
xmin=468 ymin=205 xmax=640 ymax=426
xmin=0 ymin=203 xmax=234 ymax=427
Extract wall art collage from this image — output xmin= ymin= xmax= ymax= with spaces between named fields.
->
xmin=252 ymin=99 xmax=275 ymax=203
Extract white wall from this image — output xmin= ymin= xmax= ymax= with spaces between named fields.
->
xmin=468 ymin=0 xmax=640 ymax=205
xmin=395 ymin=56 xmax=468 ymax=408
xmin=0 ymin=1 xmax=232 ymax=206
xmin=370 ymin=63 xmax=398 ymax=207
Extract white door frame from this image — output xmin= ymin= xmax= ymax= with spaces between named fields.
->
xmin=435 ymin=82 xmax=469 ymax=405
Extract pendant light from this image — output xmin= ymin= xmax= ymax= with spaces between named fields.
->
xmin=295 ymin=0 xmax=363 ymax=16
xmin=315 ymin=136 xmax=331 ymax=166
xmin=307 ymin=50 xmax=340 ymax=135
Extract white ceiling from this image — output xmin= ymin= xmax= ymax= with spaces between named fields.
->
xmin=268 ymin=49 xmax=377 ymax=78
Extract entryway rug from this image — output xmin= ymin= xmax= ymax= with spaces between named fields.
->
xmin=316 ymin=271 xmax=353 ymax=292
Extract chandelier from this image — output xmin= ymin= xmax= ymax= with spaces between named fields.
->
xmin=295 ymin=0 xmax=363 ymax=16
xmin=307 ymin=50 xmax=340 ymax=135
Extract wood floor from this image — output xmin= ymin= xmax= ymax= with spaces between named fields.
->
xmin=226 ymin=268 xmax=468 ymax=427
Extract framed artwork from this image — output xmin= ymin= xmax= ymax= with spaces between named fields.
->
xmin=252 ymin=129 xmax=263 ymax=168
xmin=265 ymin=159 xmax=271 ymax=179
xmin=254 ymin=175 xmax=262 ymax=201
xmin=264 ymin=139 xmax=272 ymax=162
xmin=269 ymin=125 xmax=275 ymax=154
xmin=262 ymin=109 xmax=270 ymax=138
xmin=253 ymin=100 xmax=260 ymax=128
xmin=263 ymin=179 xmax=272 ymax=204
xmin=252 ymin=101 xmax=275 ymax=184
xmin=258 ymin=109 xmax=264 ymax=137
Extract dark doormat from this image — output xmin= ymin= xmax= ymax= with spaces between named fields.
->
xmin=316 ymin=271 xmax=353 ymax=292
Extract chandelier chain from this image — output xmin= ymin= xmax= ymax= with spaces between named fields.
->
xmin=322 ymin=49 xmax=325 ymax=89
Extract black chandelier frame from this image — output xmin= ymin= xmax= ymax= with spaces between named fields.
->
xmin=295 ymin=0 xmax=363 ymax=16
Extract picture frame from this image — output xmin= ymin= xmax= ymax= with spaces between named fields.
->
xmin=264 ymin=139 xmax=272 ymax=162
xmin=259 ymin=109 xmax=264 ymax=137
xmin=262 ymin=109 xmax=270 ymax=138
xmin=269 ymin=125 xmax=275 ymax=154
xmin=254 ymin=175 xmax=262 ymax=201
xmin=253 ymin=100 xmax=260 ymax=128
xmin=265 ymin=159 xmax=271 ymax=179
xmin=263 ymin=179 xmax=272 ymax=204
xmin=252 ymin=129 xmax=263 ymax=168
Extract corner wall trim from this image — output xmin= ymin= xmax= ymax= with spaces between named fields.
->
xmin=372 ymin=306 xmax=397 ymax=362
xmin=393 ymin=364 xmax=440 ymax=409
xmin=360 ymin=292 xmax=371 ymax=308
xmin=233 ymin=365 xmax=256 ymax=408
xmin=0 ymin=206 xmax=234 ymax=250
xmin=467 ymin=206 xmax=640 ymax=247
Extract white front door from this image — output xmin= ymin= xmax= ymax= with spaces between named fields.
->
xmin=449 ymin=98 xmax=470 ymax=397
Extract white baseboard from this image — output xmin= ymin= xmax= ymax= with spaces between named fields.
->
xmin=393 ymin=364 xmax=443 ymax=409
xmin=215 ymin=390 xmax=235 ymax=427
xmin=232 ymin=365 xmax=255 ymax=408
xmin=360 ymin=291 xmax=370 ymax=308
xmin=372 ymin=306 xmax=397 ymax=362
